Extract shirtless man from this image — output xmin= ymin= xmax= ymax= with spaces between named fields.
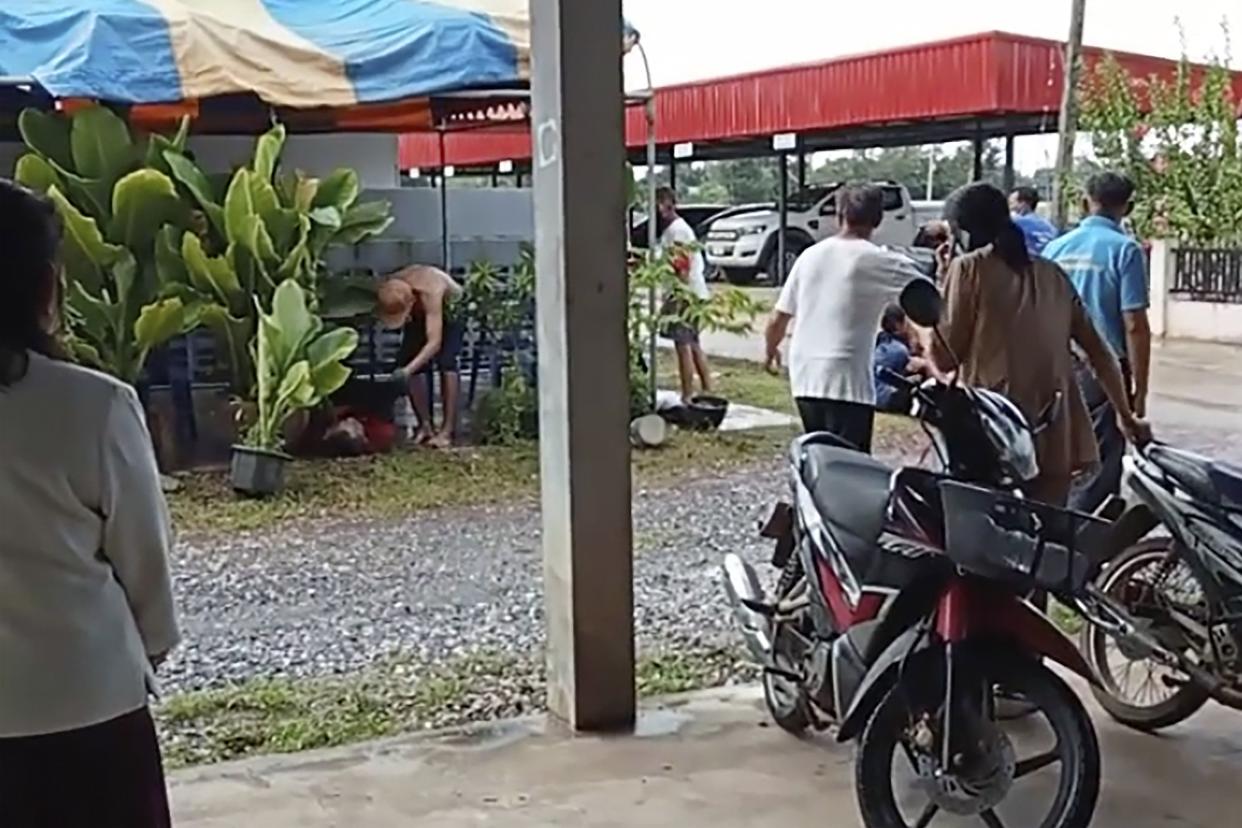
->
xmin=375 ymin=265 xmax=465 ymax=448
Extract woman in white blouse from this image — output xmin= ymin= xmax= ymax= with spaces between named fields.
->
xmin=0 ymin=180 xmax=180 ymax=827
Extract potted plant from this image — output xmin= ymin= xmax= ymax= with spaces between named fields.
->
xmin=231 ymin=279 xmax=359 ymax=496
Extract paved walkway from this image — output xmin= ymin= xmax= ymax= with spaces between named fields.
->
xmin=699 ymin=329 xmax=1242 ymax=463
xmin=173 ymin=686 xmax=1240 ymax=827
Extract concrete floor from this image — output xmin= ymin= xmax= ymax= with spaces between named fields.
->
xmin=171 ymin=686 xmax=1240 ymax=827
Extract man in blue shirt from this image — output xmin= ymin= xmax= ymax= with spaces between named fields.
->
xmin=1009 ymin=186 xmax=1059 ymax=257
xmin=1043 ymin=172 xmax=1152 ymax=513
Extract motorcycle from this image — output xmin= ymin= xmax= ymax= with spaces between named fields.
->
xmin=723 ymin=280 xmax=1117 ymax=828
xmin=1077 ymin=442 xmax=1242 ymax=730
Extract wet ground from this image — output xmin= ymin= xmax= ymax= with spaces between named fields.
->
xmin=173 ymin=685 xmax=1242 ymax=827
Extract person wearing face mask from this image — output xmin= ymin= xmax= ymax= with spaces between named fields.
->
xmin=0 ymin=180 xmax=179 ymax=827
xmin=929 ymin=182 xmax=1151 ymax=506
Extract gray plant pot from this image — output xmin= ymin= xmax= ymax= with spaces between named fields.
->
xmin=230 ymin=445 xmax=291 ymax=498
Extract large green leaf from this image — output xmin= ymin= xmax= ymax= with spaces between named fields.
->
xmin=110 ymin=168 xmax=183 ymax=253
xmin=310 ymin=361 xmax=352 ymax=398
xmin=223 ymin=168 xmax=255 ymax=244
xmin=275 ymin=215 xmax=313 ymax=283
xmin=270 ymin=278 xmax=318 ymax=357
xmin=265 ymin=207 xmax=304 ymax=253
xmin=253 ymin=124 xmax=287 ymax=183
xmin=332 ymin=200 xmax=393 ymax=246
xmin=228 ymin=241 xmax=271 ymax=301
xmin=306 ymin=327 xmax=359 ymax=373
xmin=70 ymin=105 xmax=133 ymax=182
xmin=14 ymin=153 xmax=64 ymax=194
xmin=294 ymin=174 xmax=319 ymax=212
xmin=308 ymin=206 xmax=342 ymax=230
xmin=155 ymin=225 xmax=191 ymax=288
xmin=201 ymin=305 xmax=254 ymax=397
xmin=46 ymin=186 xmax=124 ymax=290
xmin=18 ymin=109 xmax=74 ymax=171
xmin=165 ymin=151 xmax=226 ymax=239
xmin=183 ymin=232 xmax=243 ymax=307
xmin=66 ymin=281 xmax=120 ymax=347
xmin=313 ymin=169 xmax=360 ymax=211
xmin=134 ymin=297 xmax=195 ymax=351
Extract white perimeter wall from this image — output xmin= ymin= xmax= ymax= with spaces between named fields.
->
xmin=188 ymin=133 xmax=400 ymax=189
xmin=1150 ymin=240 xmax=1242 ymax=344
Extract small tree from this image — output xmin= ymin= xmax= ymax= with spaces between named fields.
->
xmin=1079 ymin=36 xmax=1242 ymax=245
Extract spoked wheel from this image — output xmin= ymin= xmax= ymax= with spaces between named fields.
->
xmin=763 ymin=620 xmax=812 ymax=734
xmin=1083 ymin=538 xmax=1211 ymax=731
xmin=856 ymin=651 xmax=1099 ymax=828
xmin=763 ymin=559 xmax=812 ymax=734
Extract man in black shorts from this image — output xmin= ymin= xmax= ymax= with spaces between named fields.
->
xmin=376 ymin=265 xmax=465 ymax=448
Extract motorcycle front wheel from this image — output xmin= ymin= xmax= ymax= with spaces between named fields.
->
xmin=1082 ymin=538 xmax=1211 ymax=732
xmin=855 ymin=651 xmax=1100 ymax=828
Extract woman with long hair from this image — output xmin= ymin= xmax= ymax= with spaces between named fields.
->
xmin=0 ymin=180 xmax=179 ymax=827
xmin=930 ymin=182 xmax=1149 ymax=505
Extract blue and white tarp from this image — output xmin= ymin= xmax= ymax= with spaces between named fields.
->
xmin=0 ymin=1 xmax=532 ymax=107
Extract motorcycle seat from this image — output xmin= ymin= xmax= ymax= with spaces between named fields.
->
xmin=1148 ymin=445 xmax=1242 ymax=511
xmin=798 ymin=439 xmax=894 ymax=573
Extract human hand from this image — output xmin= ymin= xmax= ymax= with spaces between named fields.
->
xmin=765 ymin=349 xmax=782 ymax=376
xmin=1119 ymin=413 xmax=1153 ymax=447
xmin=389 ymin=367 xmax=411 ymax=389
xmin=935 ymin=241 xmax=954 ymax=273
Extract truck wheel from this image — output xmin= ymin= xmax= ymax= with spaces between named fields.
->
xmin=762 ymin=236 xmax=810 ymax=283
xmin=723 ymin=267 xmax=758 ymax=286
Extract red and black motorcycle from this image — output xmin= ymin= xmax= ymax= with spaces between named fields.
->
xmin=724 ymin=282 xmax=1116 ymax=828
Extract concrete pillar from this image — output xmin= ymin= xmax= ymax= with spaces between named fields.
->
xmin=530 ymin=0 xmax=636 ymax=732
xmin=972 ymin=132 xmax=985 ymax=182
xmin=1003 ymin=133 xmax=1016 ymax=193
xmin=796 ymin=150 xmax=808 ymax=191
xmin=1149 ymin=239 xmax=1173 ymax=339
xmin=777 ymin=152 xmax=789 ymax=284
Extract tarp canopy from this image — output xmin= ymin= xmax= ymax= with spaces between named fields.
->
xmin=0 ymin=1 xmax=530 ymax=108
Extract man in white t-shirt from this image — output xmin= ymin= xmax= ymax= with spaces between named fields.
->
xmin=764 ymin=184 xmax=927 ymax=452
xmin=656 ymin=186 xmax=713 ymax=400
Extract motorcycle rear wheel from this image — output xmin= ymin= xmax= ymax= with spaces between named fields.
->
xmin=855 ymin=651 xmax=1099 ymax=828
xmin=1082 ymin=538 xmax=1211 ymax=732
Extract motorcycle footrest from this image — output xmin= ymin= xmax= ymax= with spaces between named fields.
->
xmin=741 ymin=598 xmax=777 ymax=617
xmin=763 ymin=664 xmax=802 ymax=682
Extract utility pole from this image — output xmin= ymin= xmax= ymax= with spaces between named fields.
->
xmin=1051 ymin=0 xmax=1087 ymax=228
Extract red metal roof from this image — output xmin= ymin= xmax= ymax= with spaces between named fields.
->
xmin=399 ymin=30 xmax=1242 ymax=170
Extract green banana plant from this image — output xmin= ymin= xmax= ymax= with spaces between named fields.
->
xmin=15 ymin=104 xmax=199 ymax=383
xmin=245 ymin=279 xmax=359 ymax=451
xmin=156 ymin=123 xmax=394 ymax=397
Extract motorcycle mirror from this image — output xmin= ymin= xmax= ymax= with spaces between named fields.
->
xmin=900 ymin=279 xmax=942 ymax=328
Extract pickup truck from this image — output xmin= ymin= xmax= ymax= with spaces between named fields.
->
xmin=703 ymin=182 xmax=917 ymax=285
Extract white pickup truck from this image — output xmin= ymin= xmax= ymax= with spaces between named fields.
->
xmin=704 ymin=182 xmax=918 ymax=285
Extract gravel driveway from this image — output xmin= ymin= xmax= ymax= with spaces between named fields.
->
xmin=164 ymin=460 xmax=788 ymax=694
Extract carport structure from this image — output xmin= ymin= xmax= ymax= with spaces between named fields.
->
xmin=402 ymin=30 xmax=1242 ymax=280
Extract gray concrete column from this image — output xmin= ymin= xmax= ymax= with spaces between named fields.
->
xmin=1003 ymin=133 xmax=1016 ymax=193
xmin=530 ymin=0 xmax=636 ymax=732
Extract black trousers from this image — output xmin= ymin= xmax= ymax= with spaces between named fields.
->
xmin=1068 ymin=358 xmax=1131 ymax=515
xmin=0 ymin=707 xmax=171 ymax=828
xmin=796 ymin=397 xmax=876 ymax=453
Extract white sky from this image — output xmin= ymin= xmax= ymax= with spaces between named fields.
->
xmin=622 ymin=0 xmax=1241 ymax=173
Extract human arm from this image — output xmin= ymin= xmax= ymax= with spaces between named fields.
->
xmin=393 ymin=296 xmax=445 ymax=380
xmin=1119 ymin=242 xmax=1153 ymax=416
xmin=765 ymin=311 xmax=792 ymax=375
xmin=100 ymin=387 xmax=180 ymax=664
xmin=765 ymin=258 xmax=802 ymax=374
xmin=1071 ymin=293 xmax=1151 ymax=445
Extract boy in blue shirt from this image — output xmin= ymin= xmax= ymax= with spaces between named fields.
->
xmin=1009 ymin=186 xmax=1059 ymax=256
xmin=1043 ymin=172 xmax=1152 ymax=513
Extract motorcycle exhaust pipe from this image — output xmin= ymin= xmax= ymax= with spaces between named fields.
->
xmin=722 ymin=554 xmax=773 ymax=661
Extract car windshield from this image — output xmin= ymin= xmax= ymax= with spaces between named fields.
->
xmin=787 ymin=185 xmax=840 ymax=212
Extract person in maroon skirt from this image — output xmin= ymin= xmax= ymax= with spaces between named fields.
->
xmin=0 ymin=180 xmax=180 ymax=827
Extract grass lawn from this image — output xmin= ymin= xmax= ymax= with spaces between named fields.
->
xmin=170 ymin=354 xmax=919 ymax=534
xmin=157 ymin=647 xmax=753 ymax=769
